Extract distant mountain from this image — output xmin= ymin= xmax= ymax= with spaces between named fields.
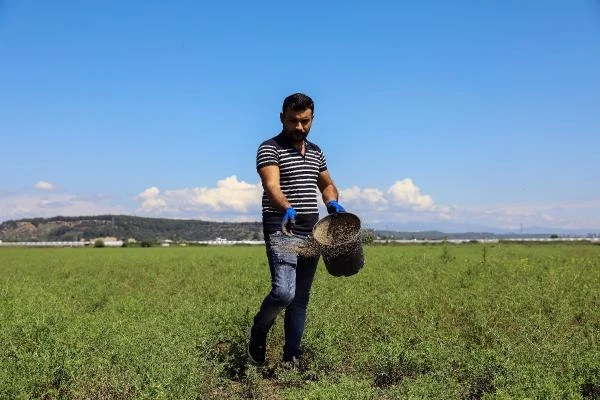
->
xmin=1 ymin=215 xmax=597 ymax=243
xmin=505 ymin=226 xmax=600 ymax=236
xmin=366 ymin=221 xmax=508 ymax=234
xmin=0 ymin=215 xmax=264 ymax=242
xmin=367 ymin=221 xmax=600 ymax=237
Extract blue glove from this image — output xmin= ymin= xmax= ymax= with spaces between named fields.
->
xmin=326 ymin=200 xmax=345 ymax=214
xmin=281 ymin=207 xmax=297 ymax=235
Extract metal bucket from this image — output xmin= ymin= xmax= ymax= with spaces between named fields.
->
xmin=312 ymin=212 xmax=364 ymax=277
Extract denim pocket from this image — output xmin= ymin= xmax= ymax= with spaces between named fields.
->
xmin=268 ymin=232 xmax=302 ymax=266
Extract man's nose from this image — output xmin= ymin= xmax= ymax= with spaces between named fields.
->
xmin=295 ymin=122 xmax=304 ymax=131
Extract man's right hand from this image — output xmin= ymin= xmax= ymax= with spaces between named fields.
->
xmin=281 ymin=208 xmax=297 ymax=236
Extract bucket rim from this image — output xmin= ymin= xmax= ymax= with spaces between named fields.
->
xmin=312 ymin=212 xmax=362 ymax=247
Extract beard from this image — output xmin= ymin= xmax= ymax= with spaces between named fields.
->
xmin=286 ymin=129 xmax=309 ymax=142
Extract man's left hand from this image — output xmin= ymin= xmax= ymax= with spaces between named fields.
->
xmin=326 ymin=200 xmax=345 ymax=214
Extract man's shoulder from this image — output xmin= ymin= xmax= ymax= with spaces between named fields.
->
xmin=306 ymin=140 xmax=323 ymax=153
xmin=258 ymin=133 xmax=286 ymax=150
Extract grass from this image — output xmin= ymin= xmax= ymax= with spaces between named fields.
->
xmin=1 ymin=243 xmax=599 ymax=399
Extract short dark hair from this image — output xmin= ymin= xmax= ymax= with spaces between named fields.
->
xmin=282 ymin=93 xmax=314 ymax=114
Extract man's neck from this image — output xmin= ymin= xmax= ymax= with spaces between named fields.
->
xmin=292 ymin=140 xmax=305 ymax=155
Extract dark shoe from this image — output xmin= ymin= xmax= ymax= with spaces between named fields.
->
xmin=282 ymin=355 xmax=301 ymax=369
xmin=282 ymin=347 xmax=303 ymax=368
xmin=247 ymin=328 xmax=267 ymax=365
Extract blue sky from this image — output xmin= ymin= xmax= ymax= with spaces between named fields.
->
xmin=1 ymin=0 xmax=599 ymax=232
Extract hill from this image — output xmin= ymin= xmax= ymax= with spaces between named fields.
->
xmin=0 ymin=215 xmax=264 ymax=242
xmin=0 ymin=215 xmax=591 ymax=243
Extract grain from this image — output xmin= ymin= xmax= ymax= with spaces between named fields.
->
xmin=275 ymin=213 xmax=363 ymax=259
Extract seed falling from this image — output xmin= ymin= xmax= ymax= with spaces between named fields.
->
xmin=277 ymin=213 xmax=363 ymax=258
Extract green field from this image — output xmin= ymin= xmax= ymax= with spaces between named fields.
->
xmin=1 ymin=243 xmax=599 ymax=399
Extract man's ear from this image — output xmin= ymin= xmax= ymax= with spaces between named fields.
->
xmin=279 ymin=112 xmax=284 ymax=124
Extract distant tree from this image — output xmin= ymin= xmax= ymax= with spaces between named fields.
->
xmin=361 ymin=231 xmax=375 ymax=244
xmin=94 ymin=239 xmax=105 ymax=248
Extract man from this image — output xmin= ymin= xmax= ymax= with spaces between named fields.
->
xmin=248 ymin=92 xmax=346 ymax=365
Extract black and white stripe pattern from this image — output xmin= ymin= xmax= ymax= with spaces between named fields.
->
xmin=256 ymin=133 xmax=327 ymax=215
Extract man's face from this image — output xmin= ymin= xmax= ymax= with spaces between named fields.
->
xmin=280 ymin=108 xmax=314 ymax=142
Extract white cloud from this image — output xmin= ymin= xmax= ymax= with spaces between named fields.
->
xmin=447 ymin=201 xmax=600 ymax=231
xmin=136 ymin=187 xmax=168 ymax=212
xmin=340 ymin=186 xmax=387 ymax=210
xmin=337 ymin=179 xmax=440 ymax=222
xmin=135 ymin=175 xmax=262 ymax=218
xmin=34 ymin=181 xmax=55 ymax=191
xmin=0 ymin=193 xmax=125 ymax=221
xmin=2 ymin=176 xmax=599 ymax=231
xmin=542 ymin=214 xmax=555 ymax=222
xmin=334 ymin=179 xmax=453 ymax=229
xmin=340 ymin=180 xmax=436 ymax=212
xmin=130 ymin=177 xmax=600 ymax=230
xmin=132 ymin=177 xmax=443 ymax=224
xmin=387 ymin=179 xmax=434 ymax=210
xmin=337 ymin=182 xmax=600 ymax=231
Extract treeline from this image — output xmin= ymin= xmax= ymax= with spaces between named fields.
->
xmin=1 ymin=215 xmax=575 ymax=243
xmin=0 ymin=215 xmax=264 ymax=242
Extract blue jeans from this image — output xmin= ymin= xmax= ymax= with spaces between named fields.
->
xmin=252 ymin=231 xmax=319 ymax=359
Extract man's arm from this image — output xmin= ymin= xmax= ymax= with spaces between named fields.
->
xmin=317 ymin=170 xmax=339 ymax=204
xmin=258 ymin=165 xmax=291 ymax=212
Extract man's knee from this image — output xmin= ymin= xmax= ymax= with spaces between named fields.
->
xmin=290 ymin=291 xmax=310 ymax=308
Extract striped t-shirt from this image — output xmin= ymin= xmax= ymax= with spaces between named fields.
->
xmin=256 ymin=132 xmax=327 ymax=235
